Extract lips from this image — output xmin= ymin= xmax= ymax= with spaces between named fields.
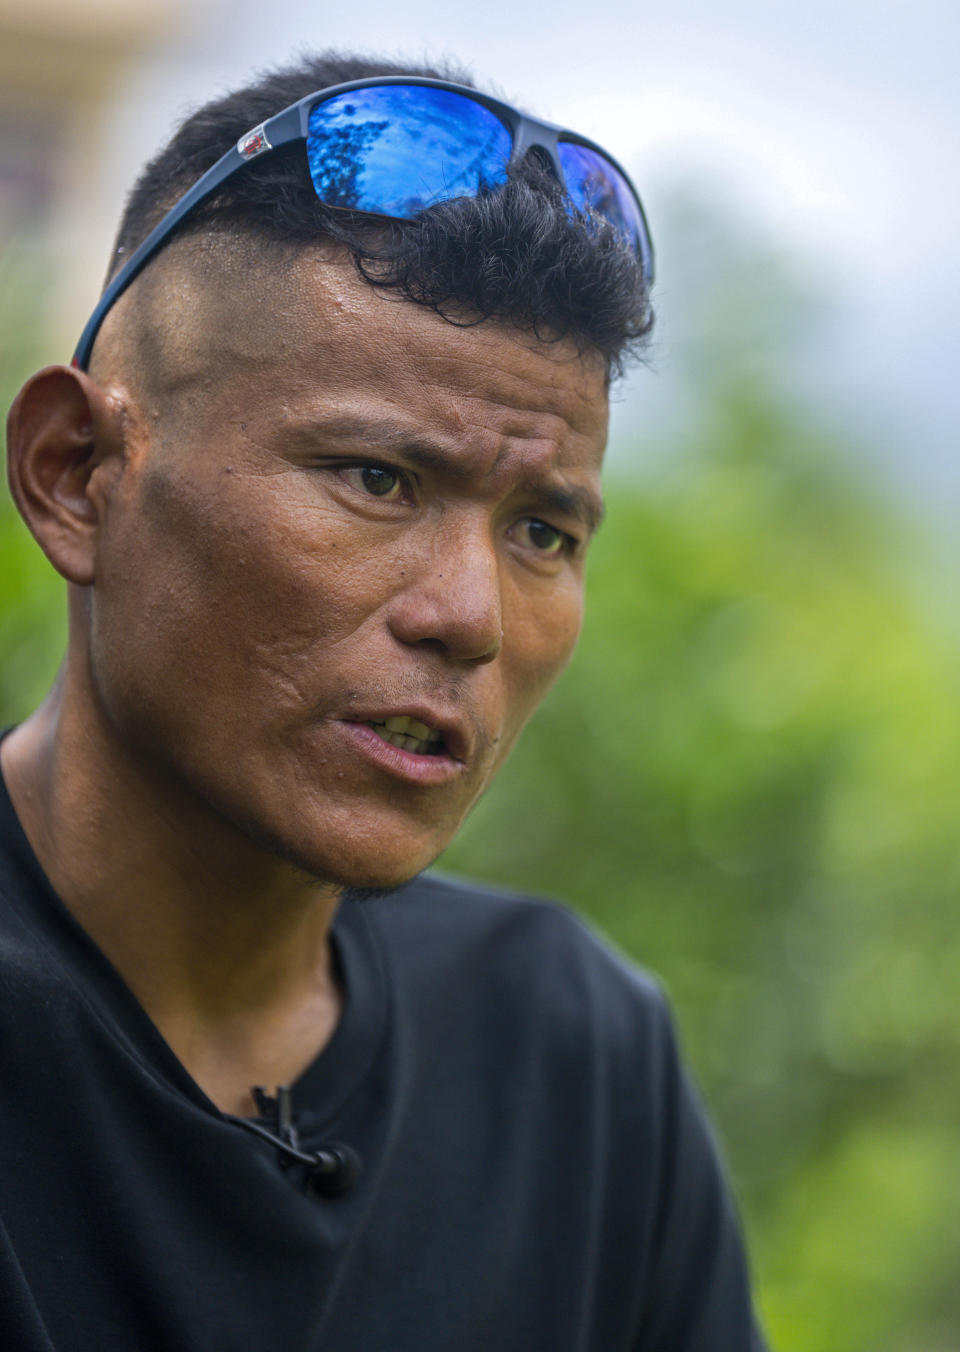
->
xmin=334 ymin=718 xmax=467 ymax=787
xmin=339 ymin=705 xmax=471 ymax=763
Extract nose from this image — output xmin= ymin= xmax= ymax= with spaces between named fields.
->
xmin=386 ymin=520 xmax=503 ymax=665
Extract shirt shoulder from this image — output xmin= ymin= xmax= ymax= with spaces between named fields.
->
xmin=361 ymin=869 xmax=675 ymax=1063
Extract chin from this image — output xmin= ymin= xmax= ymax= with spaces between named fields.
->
xmin=206 ymin=766 xmax=464 ymax=894
xmin=308 ymin=850 xmax=438 ymax=896
xmin=272 ymin=822 xmax=449 ymax=894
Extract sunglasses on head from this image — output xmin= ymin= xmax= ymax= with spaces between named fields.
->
xmin=73 ymin=76 xmax=655 ymax=370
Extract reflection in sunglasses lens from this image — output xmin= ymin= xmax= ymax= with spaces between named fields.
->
xmin=307 ymin=86 xmax=512 ymax=217
xmin=556 ymin=141 xmax=642 ymax=250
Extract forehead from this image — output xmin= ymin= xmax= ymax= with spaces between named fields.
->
xmin=135 ymin=247 xmax=610 ymax=486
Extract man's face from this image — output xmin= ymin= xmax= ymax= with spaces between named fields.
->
xmin=88 ymin=252 xmax=608 ymax=888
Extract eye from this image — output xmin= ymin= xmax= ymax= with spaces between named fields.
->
xmin=340 ymin=463 xmax=407 ymax=500
xmin=517 ymin=518 xmax=573 ymax=556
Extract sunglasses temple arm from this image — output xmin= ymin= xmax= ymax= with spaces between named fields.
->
xmin=70 ymin=105 xmax=305 ymax=371
xmin=71 ymin=148 xmax=242 ymax=369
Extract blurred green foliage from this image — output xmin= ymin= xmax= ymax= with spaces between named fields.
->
xmin=2 ymin=220 xmax=959 ymax=1350
xmin=0 ymin=242 xmax=67 ymax=720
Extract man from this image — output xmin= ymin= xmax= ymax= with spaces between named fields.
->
xmin=1 ymin=51 xmax=767 ymax=1350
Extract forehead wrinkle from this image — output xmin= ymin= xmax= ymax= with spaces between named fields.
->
xmin=444 ymin=405 xmax=606 ymax=516
xmin=281 ymin=400 xmax=598 ymax=476
xmin=412 ymin=342 xmax=607 ymax=440
xmin=452 ymin=400 xmax=602 ymax=462
xmin=387 ymin=350 xmax=606 ymax=481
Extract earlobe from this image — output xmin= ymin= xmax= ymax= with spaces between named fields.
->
xmin=6 ymin=364 xmax=125 ymax=586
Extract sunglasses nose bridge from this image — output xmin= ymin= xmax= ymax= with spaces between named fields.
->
xmin=509 ymin=126 xmax=563 ymax=182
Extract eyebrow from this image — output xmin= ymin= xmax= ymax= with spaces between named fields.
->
xmin=529 ymin=481 xmax=606 ymax=536
xmin=290 ymin=413 xmax=606 ymax=536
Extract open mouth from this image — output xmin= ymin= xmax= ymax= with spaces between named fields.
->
xmin=366 ymin=715 xmax=446 ymax=757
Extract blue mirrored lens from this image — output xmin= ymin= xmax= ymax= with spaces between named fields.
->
xmin=307 ymin=86 xmax=512 ymax=218
xmin=556 ymin=141 xmax=644 ymax=252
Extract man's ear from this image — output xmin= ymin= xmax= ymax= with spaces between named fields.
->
xmin=5 ymin=365 xmax=127 ymax=586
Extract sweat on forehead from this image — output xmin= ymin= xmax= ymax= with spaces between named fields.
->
xmin=89 ymin=229 xmax=608 ymax=424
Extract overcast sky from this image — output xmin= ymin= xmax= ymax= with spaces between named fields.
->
xmin=103 ymin=0 xmax=959 ymax=519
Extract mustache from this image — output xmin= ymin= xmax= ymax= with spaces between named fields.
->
xmin=338 ymin=674 xmax=468 ymax=707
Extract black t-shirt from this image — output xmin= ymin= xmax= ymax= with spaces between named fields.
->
xmin=0 ymin=771 xmax=767 ymax=1350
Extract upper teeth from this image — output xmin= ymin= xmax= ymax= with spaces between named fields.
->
xmin=367 ymin=715 xmax=443 ymax=753
xmin=382 ymin=715 xmax=441 ymax=742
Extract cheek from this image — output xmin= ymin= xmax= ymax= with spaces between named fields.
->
xmin=501 ymin=579 xmax=584 ymax=729
xmin=156 ymin=467 xmax=383 ymax=622
xmin=89 ymin=470 xmax=389 ymax=719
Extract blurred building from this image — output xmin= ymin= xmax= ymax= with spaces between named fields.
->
xmin=0 ymin=0 xmax=186 ymax=355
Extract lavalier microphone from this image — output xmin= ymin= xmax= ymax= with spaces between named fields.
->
xmin=228 ymin=1085 xmax=363 ymax=1198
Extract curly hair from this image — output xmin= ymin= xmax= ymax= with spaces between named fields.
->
xmin=109 ymin=52 xmax=653 ymax=378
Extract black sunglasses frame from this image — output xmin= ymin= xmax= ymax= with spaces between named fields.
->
xmin=73 ymin=75 xmax=654 ymax=370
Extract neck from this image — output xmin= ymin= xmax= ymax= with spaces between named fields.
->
xmin=1 ymin=675 xmax=344 ymax=1115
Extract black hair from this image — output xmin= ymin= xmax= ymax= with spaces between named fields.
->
xmin=111 ymin=52 xmax=653 ymax=377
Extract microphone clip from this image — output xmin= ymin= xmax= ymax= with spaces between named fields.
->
xmin=248 ymin=1085 xmax=362 ymax=1198
xmin=251 ymin=1084 xmax=300 ymax=1154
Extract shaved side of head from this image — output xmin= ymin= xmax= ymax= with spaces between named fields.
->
xmin=88 ymin=231 xmax=338 ymax=426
